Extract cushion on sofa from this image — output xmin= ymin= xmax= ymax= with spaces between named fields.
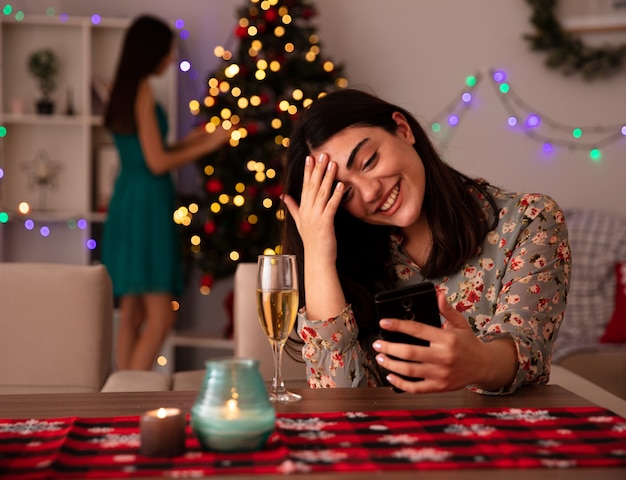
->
xmin=600 ymin=262 xmax=626 ymax=344
xmin=553 ymin=209 xmax=626 ymax=361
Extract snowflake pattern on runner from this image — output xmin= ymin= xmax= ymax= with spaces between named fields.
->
xmin=291 ymin=449 xmax=349 ymax=463
xmin=0 ymin=418 xmax=66 ymax=435
xmin=276 ymin=417 xmax=336 ymax=431
xmin=443 ymin=423 xmax=496 ymax=437
xmin=345 ymin=412 xmax=368 ymax=419
xmin=540 ymin=458 xmax=577 ymax=468
xmin=277 ymin=459 xmax=312 ymax=474
xmin=299 ymin=430 xmax=336 ymax=440
xmin=392 ymin=447 xmax=452 ymax=462
xmin=378 ymin=433 xmax=420 ymax=445
xmin=488 ymin=408 xmax=556 ymax=423
xmin=89 ymin=432 xmax=140 ymax=449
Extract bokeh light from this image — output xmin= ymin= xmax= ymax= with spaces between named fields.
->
xmin=526 ymin=114 xmax=541 ymax=128
xmin=492 ymin=70 xmax=506 ymax=82
xmin=589 ymin=149 xmax=602 ymax=161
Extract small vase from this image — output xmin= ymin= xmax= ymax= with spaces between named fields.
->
xmin=191 ymin=358 xmax=276 ymax=452
xmin=36 ymin=98 xmax=54 ymax=115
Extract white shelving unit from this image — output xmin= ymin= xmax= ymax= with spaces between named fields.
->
xmin=0 ymin=14 xmax=176 ymax=264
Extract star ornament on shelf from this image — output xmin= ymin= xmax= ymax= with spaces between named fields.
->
xmin=21 ymin=149 xmax=64 ymax=189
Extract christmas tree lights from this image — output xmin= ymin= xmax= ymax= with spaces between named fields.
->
xmin=179 ymin=0 xmax=348 ymax=293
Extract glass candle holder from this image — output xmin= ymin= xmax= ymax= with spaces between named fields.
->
xmin=191 ymin=357 xmax=276 ymax=452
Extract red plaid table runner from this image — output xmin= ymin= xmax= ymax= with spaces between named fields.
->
xmin=1 ymin=406 xmax=626 ymax=478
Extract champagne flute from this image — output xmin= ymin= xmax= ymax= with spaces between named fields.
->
xmin=256 ymin=254 xmax=302 ymax=403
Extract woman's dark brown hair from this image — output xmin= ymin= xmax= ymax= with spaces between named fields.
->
xmin=281 ymin=88 xmax=497 ymax=351
xmin=104 ymin=15 xmax=173 ymax=134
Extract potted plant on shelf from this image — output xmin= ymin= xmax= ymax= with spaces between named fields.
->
xmin=28 ymin=49 xmax=59 ymax=115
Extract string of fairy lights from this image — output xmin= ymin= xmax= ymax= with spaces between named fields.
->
xmin=1 ymin=7 xmax=625 ymax=251
xmin=430 ymin=68 xmax=626 ymax=160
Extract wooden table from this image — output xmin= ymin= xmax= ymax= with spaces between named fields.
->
xmin=1 ymin=385 xmax=624 ymax=479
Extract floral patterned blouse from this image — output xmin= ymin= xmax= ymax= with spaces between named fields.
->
xmin=297 ymin=186 xmax=571 ymax=395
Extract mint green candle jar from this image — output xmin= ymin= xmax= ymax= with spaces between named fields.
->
xmin=191 ymin=358 xmax=276 ymax=452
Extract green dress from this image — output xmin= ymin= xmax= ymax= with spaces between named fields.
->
xmin=101 ymin=104 xmax=184 ymax=297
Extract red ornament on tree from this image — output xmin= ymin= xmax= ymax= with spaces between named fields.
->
xmin=240 ymin=220 xmax=253 ymax=234
xmin=204 ymin=221 xmax=216 ymax=235
xmin=246 ymin=122 xmax=259 ymax=135
xmin=200 ymin=274 xmax=214 ymax=288
xmin=264 ymin=8 xmax=278 ymax=22
xmin=206 ymin=178 xmax=223 ymax=193
xmin=235 ymin=25 xmax=248 ymax=38
xmin=247 ymin=185 xmax=259 ymax=197
xmin=267 ymin=184 xmax=284 ymax=198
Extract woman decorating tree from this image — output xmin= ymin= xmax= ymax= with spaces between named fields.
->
xmin=102 ymin=15 xmax=230 ymax=371
xmin=281 ymin=88 xmax=570 ymax=395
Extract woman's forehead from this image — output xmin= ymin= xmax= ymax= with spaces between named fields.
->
xmin=310 ymin=125 xmax=378 ymax=153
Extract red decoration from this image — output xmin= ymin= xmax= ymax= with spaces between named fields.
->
xmin=235 ymin=25 xmax=247 ymax=38
xmin=302 ymin=7 xmax=315 ymax=19
xmin=264 ymin=9 xmax=278 ymax=23
xmin=246 ymin=122 xmax=259 ymax=135
xmin=600 ymin=263 xmax=626 ymax=343
xmin=204 ymin=221 xmax=216 ymax=235
xmin=267 ymin=184 xmax=283 ymax=198
xmin=206 ymin=179 xmax=223 ymax=193
xmin=200 ymin=274 xmax=214 ymax=288
xmin=240 ymin=221 xmax=253 ymax=234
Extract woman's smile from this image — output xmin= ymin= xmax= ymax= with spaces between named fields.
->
xmin=378 ymin=182 xmax=400 ymax=213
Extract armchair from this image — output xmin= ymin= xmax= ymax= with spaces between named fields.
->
xmin=0 ymin=262 xmax=114 ymax=394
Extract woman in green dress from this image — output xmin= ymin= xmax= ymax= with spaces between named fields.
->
xmin=102 ymin=15 xmax=230 ymax=371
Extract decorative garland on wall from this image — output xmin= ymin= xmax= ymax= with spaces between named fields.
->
xmin=430 ymin=67 xmax=626 ymax=161
xmin=524 ymin=0 xmax=626 ymax=80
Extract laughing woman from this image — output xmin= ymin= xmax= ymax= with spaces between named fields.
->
xmin=281 ymin=88 xmax=570 ymax=395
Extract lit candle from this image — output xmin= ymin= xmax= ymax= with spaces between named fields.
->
xmin=140 ymin=407 xmax=186 ymax=457
xmin=191 ymin=395 xmax=275 ymax=452
xmin=190 ymin=358 xmax=276 ymax=452
xmin=224 ymin=398 xmax=240 ymax=419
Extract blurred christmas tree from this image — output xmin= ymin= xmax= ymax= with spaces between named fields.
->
xmin=179 ymin=0 xmax=348 ymax=293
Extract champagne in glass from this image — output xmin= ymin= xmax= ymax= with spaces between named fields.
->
xmin=256 ymin=254 xmax=302 ymax=403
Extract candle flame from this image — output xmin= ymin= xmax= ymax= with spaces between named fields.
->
xmin=157 ymin=408 xmax=167 ymax=419
xmin=225 ymin=398 xmax=240 ymax=419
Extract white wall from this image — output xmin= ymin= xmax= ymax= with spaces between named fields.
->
xmin=9 ymin=0 xmax=626 ymax=366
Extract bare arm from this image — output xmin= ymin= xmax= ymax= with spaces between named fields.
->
xmin=135 ymin=80 xmax=230 ymax=175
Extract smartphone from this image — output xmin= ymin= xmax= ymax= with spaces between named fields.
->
xmin=374 ymin=281 xmax=441 ymax=391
